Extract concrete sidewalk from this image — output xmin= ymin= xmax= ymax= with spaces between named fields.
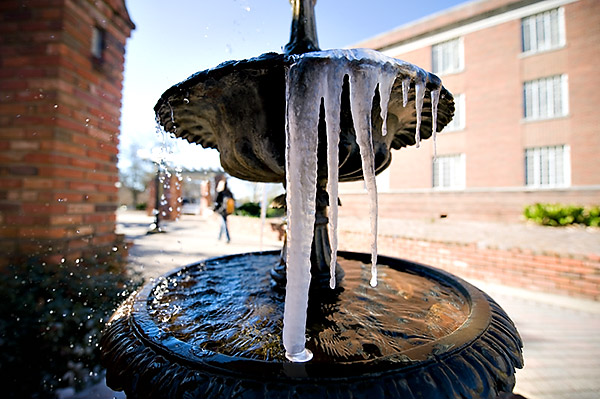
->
xmin=79 ymin=210 xmax=599 ymax=399
xmin=116 ymin=210 xmax=283 ymax=280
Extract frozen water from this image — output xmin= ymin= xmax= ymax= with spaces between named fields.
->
xmin=283 ymin=48 xmax=442 ymax=361
xmin=431 ymin=89 xmax=441 ymax=158
xmin=414 ymin=79 xmax=426 ymax=148
xmin=348 ymin=65 xmax=381 ymax=287
xmin=402 ymin=78 xmax=410 ymax=107
xmin=323 ymin=66 xmax=345 ymax=289
xmin=283 ymin=60 xmax=321 ymax=361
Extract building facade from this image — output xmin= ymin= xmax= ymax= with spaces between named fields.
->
xmin=0 ymin=0 xmax=134 ymax=266
xmin=341 ymin=0 xmax=599 ymax=221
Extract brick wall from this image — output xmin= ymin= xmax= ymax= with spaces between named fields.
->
xmin=339 ymin=230 xmax=600 ymax=301
xmin=0 ymin=0 xmax=134 ymax=266
xmin=224 ymin=215 xmax=599 ymax=300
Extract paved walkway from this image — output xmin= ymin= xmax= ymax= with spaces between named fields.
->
xmin=73 ymin=210 xmax=599 ymax=399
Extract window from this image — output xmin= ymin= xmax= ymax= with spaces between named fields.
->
xmin=433 ymin=154 xmax=465 ymax=189
xmin=521 ymin=8 xmax=565 ymax=54
xmin=525 ymin=145 xmax=570 ymax=187
xmin=91 ymin=26 xmax=105 ymax=59
xmin=443 ymin=93 xmax=465 ymax=132
xmin=431 ymin=38 xmax=463 ymax=75
xmin=523 ymin=75 xmax=568 ymax=120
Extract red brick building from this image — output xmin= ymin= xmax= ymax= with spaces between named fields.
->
xmin=342 ymin=0 xmax=599 ymax=221
xmin=0 ymin=0 xmax=134 ymax=266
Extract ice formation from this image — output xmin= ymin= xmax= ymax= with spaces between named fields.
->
xmin=283 ymin=48 xmax=440 ymax=361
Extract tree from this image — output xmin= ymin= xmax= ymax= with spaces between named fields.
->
xmin=118 ymin=142 xmax=154 ymax=208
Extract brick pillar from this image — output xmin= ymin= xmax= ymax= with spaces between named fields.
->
xmin=0 ymin=0 xmax=135 ymax=266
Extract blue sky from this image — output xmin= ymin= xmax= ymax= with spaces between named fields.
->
xmin=119 ymin=0 xmax=467 ymax=171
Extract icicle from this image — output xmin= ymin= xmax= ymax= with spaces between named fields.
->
xmin=281 ymin=49 xmax=443 ymax=360
xmin=348 ymin=65 xmax=380 ymax=288
xmin=282 ymin=61 xmax=324 ymax=363
xmin=324 ymin=65 xmax=346 ymax=289
xmin=377 ymin=71 xmax=397 ymax=137
xmin=402 ymin=78 xmax=410 ymax=107
xmin=430 ymin=89 xmax=440 ymax=159
xmin=414 ymin=79 xmax=426 ymax=148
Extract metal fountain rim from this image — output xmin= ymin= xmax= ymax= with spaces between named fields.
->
xmin=126 ymin=250 xmax=494 ymax=379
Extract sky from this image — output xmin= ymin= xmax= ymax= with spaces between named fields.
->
xmin=119 ymin=0 xmax=467 ymax=175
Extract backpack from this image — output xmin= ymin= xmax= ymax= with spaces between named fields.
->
xmin=225 ymin=196 xmax=235 ymax=215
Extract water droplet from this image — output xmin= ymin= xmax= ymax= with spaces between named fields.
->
xmin=112 ymin=246 xmax=118 ymax=252
xmin=183 ymin=98 xmax=189 ymax=104
xmin=53 ymin=104 xmax=58 ymax=109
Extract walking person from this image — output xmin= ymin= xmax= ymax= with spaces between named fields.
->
xmin=214 ymin=179 xmax=235 ymax=243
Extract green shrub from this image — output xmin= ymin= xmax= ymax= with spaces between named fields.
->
xmin=585 ymin=206 xmax=600 ymax=227
xmin=0 ymin=256 xmax=143 ymax=398
xmin=524 ymin=203 xmax=600 ymax=227
xmin=135 ymin=202 xmax=147 ymax=211
xmin=234 ymin=201 xmax=284 ymax=218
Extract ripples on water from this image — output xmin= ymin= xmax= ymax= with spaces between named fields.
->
xmin=147 ymin=253 xmax=468 ymax=362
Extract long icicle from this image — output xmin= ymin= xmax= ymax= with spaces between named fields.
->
xmin=377 ymin=71 xmax=397 ymax=137
xmin=414 ymin=79 xmax=426 ymax=148
xmin=349 ymin=65 xmax=380 ymax=287
xmin=431 ymin=89 xmax=441 ymax=159
xmin=282 ymin=61 xmax=323 ymax=363
xmin=324 ymin=65 xmax=345 ymax=289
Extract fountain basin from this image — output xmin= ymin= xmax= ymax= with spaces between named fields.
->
xmin=101 ymin=251 xmax=522 ymax=398
xmin=154 ymin=51 xmax=454 ymax=183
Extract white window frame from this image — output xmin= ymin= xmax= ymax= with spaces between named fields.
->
xmin=523 ymin=74 xmax=568 ymax=121
xmin=433 ymin=154 xmax=466 ymax=189
xmin=431 ymin=37 xmax=464 ymax=76
xmin=521 ymin=7 xmax=566 ymax=55
xmin=525 ymin=145 xmax=571 ymax=188
xmin=443 ymin=93 xmax=465 ymax=132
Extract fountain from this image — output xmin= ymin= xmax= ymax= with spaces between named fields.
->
xmin=101 ymin=1 xmax=523 ymax=398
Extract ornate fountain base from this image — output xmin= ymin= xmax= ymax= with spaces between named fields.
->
xmin=101 ymin=251 xmax=522 ymax=399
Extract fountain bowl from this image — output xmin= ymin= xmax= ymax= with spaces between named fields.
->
xmin=154 ymin=51 xmax=454 ymax=183
xmin=101 ymin=251 xmax=522 ymax=399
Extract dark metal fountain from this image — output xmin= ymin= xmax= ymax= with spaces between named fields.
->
xmin=101 ymin=1 xmax=523 ymax=398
